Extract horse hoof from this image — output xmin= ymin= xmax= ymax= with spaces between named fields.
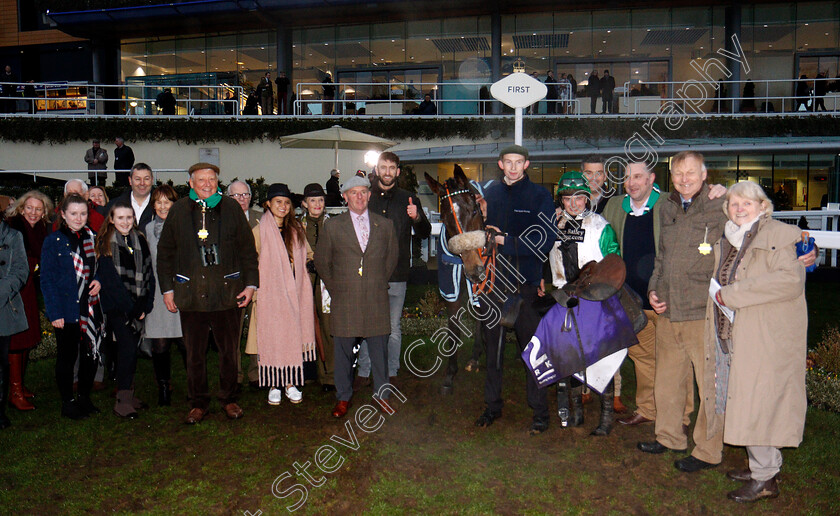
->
xmin=440 ymin=384 xmax=454 ymax=395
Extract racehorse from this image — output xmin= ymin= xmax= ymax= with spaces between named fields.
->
xmin=424 ymin=165 xmax=493 ymax=394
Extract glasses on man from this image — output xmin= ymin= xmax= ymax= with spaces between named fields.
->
xmin=229 ymin=193 xmax=251 ymax=199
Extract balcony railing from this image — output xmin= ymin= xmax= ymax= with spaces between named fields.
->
xmin=1 ymin=78 xmax=839 ymax=118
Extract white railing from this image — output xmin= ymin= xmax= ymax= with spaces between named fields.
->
xmin=0 ymin=82 xmax=242 ymax=116
xmin=621 ymin=77 xmax=840 ymax=115
xmin=772 ymin=208 xmax=840 ymax=266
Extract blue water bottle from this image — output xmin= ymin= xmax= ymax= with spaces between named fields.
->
xmin=795 ymin=231 xmax=817 ymax=273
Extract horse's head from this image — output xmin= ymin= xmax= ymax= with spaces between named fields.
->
xmin=425 ymin=165 xmax=487 ymax=283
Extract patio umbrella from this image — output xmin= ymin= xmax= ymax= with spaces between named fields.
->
xmin=279 ymin=124 xmax=397 ymax=171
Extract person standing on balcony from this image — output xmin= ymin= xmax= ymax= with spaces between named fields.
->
xmin=416 ymin=93 xmax=437 ymax=115
xmin=1 ymin=65 xmax=18 ymax=114
xmin=813 ymin=71 xmax=827 ymax=112
xmin=587 ymin=70 xmax=600 ymax=115
xmin=322 ymin=72 xmax=335 ymax=115
xmin=84 ymin=139 xmax=108 ymax=186
xmin=601 ymin=69 xmax=616 ymax=114
xmin=794 ymin=74 xmax=809 ymax=112
xmin=156 ymin=88 xmax=176 ymax=115
xmin=113 ymin=137 xmax=135 ymax=187
xmin=257 ymin=72 xmax=274 ymax=115
xmin=545 ymin=70 xmax=558 ymax=115
xmin=275 ymin=71 xmax=291 ymax=115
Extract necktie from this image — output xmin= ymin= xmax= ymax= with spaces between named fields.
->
xmin=682 ymin=200 xmax=691 ymax=212
xmin=358 ymin=215 xmax=369 ymax=252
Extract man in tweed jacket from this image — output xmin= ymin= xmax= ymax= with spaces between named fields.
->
xmin=314 ymin=175 xmax=398 ymax=418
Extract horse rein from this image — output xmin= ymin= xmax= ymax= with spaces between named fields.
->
xmin=442 ymin=185 xmax=497 ymax=295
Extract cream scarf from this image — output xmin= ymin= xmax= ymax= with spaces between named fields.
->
xmin=724 ymin=215 xmax=762 ymax=249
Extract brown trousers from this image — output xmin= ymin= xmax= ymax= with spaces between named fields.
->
xmin=627 ymin=310 xmax=694 ymax=422
xmin=653 ymin=316 xmax=723 ymax=464
xmin=181 ymin=308 xmax=242 ymax=410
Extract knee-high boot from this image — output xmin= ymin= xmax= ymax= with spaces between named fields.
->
xmin=152 ymin=351 xmax=171 ymax=406
xmin=9 ymin=353 xmax=34 ymax=411
xmin=569 ymin=383 xmax=584 ymax=427
xmin=591 ymin=379 xmax=615 ymax=436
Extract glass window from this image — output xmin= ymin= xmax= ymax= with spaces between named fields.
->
xmin=773 ymin=154 xmax=808 ymax=210
xmin=737 ymin=155 xmax=773 ymax=196
xmin=703 ymin=155 xmax=738 ymax=188
xmin=808 ymin=154 xmax=834 ymax=209
xmin=557 ymin=11 xmax=592 ymax=59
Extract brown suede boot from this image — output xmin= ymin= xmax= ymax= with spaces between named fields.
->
xmin=114 ymin=390 xmax=139 ymax=419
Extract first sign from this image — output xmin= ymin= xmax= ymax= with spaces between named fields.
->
xmin=490 ymin=72 xmax=548 ymax=109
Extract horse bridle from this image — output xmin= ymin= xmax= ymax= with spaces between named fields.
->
xmin=442 ymin=185 xmax=497 ymax=295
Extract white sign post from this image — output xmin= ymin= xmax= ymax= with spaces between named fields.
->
xmin=490 ymin=72 xmax=548 ymax=145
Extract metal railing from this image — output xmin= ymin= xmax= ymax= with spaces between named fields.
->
xmin=2 ymin=77 xmax=839 ymax=118
xmin=621 ymin=77 xmax=840 ymax=115
xmin=0 ymin=82 xmax=242 ymax=116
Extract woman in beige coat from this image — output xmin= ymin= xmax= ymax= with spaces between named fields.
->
xmin=704 ymin=181 xmax=807 ymax=503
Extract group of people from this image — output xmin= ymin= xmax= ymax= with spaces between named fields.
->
xmin=0 ymin=145 xmax=815 ymax=504
xmin=84 ymin=137 xmax=136 ymax=186
xmin=526 ymin=69 xmax=614 ymax=115
xmin=464 ymin=146 xmax=813 ymax=504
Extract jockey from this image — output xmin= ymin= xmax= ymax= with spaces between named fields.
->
xmin=542 ymin=170 xmax=621 ymax=435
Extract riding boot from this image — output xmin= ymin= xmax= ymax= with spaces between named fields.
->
xmin=591 ymin=379 xmax=615 ymax=436
xmin=0 ymin=353 xmax=10 ymax=429
xmin=569 ymin=384 xmax=584 ymax=427
xmin=8 ymin=353 xmax=34 ymax=411
xmin=557 ymin=378 xmax=571 ymax=427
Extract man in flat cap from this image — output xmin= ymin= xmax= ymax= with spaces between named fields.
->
xmin=156 ymin=163 xmax=258 ymax=424
xmin=314 ymin=174 xmax=398 ymax=418
xmin=476 ymin=144 xmax=555 ymax=435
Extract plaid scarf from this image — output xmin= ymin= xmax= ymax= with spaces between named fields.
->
xmin=63 ymin=226 xmax=105 ymax=360
xmin=111 ymin=230 xmax=151 ymax=301
xmin=111 ymin=230 xmax=152 ymax=335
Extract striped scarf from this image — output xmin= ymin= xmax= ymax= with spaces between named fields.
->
xmin=64 ymin=226 xmax=105 ymax=359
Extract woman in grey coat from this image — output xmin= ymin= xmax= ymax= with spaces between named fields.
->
xmin=144 ymin=186 xmax=184 ymax=406
xmin=0 ymin=211 xmax=30 ymax=429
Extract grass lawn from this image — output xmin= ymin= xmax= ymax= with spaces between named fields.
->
xmin=1 ymin=277 xmax=838 ymax=515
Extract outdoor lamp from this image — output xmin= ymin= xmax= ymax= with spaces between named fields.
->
xmin=364 ymin=150 xmax=380 ymax=168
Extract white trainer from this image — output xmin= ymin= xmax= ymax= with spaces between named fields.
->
xmin=268 ymin=387 xmax=282 ymax=405
xmin=285 ymin=385 xmax=303 ymax=404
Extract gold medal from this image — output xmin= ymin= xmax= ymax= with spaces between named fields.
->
xmin=198 ymin=228 xmax=209 ymax=240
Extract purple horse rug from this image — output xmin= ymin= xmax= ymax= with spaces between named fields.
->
xmin=522 ymin=293 xmax=638 ymax=392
